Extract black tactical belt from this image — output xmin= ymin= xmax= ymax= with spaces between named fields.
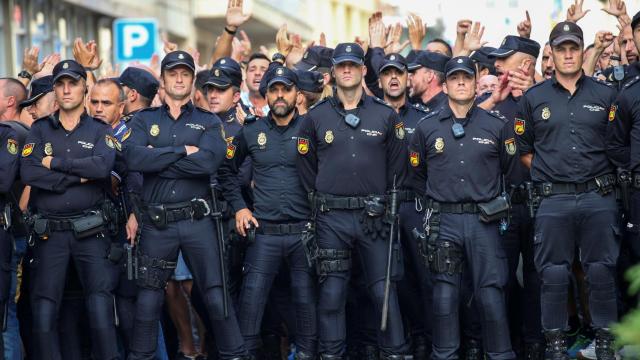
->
xmin=144 ymin=199 xmax=212 ymax=223
xmin=427 ymin=200 xmax=479 ymax=214
xmin=45 ymin=213 xmax=92 ymax=232
xmin=316 ymin=195 xmax=368 ymax=210
xmin=397 ymin=190 xmax=417 ymax=202
xmin=256 ymin=221 xmax=308 ymax=235
xmin=534 ymin=174 xmax=615 ymax=196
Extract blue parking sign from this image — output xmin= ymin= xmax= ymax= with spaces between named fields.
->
xmin=114 ymin=19 xmax=157 ymax=63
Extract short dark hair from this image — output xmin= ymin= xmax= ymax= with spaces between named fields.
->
xmin=428 ymin=38 xmax=453 ymax=57
xmin=0 ymin=78 xmax=27 ymax=103
xmin=94 ymin=78 xmax=125 ymax=102
xmin=248 ymin=53 xmax=270 ymax=65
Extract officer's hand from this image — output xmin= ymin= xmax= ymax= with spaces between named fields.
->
xmin=508 ymin=65 xmax=533 ymax=92
xmin=602 ymin=0 xmax=627 ymax=18
xmin=594 ymin=31 xmax=615 ymax=51
xmin=185 ymin=145 xmax=200 ymax=155
xmin=490 ymin=74 xmax=512 ymax=104
xmin=22 ymin=47 xmax=44 ymax=77
xmin=406 ymin=13 xmax=427 ymax=50
xmin=126 ymin=213 xmax=138 ymax=244
xmin=463 ymin=22 xmax=487 ymax=53
xmin=368 ymin=12 xmax=386 ymax=49
xmin=235 ymin=208 xmax=258 ymax=237
xmin=41 ymin=156 xmax=53 ymax=169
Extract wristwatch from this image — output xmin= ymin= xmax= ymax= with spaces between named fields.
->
xmin=17 ymin=70 xmax=32 ymax=80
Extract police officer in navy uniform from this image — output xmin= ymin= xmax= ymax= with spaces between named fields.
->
xmin=407 ymin=51 xmax=451 ymax=112
xmin=123 ymin=50 xmax=250 ymax=360
xmin=516 ymin=22 xmax=619 ymax=360
xmin=20 ymin=59 xmax=119 ymax=359
xmin=409 ymin=56 xmax=515 ymax=360
xmin=608 ymin=11 xmax=640 ymax=262
xmin=297 ymin=42 xmax=409 ymax=359
xmin=376 ymin=52 xmax=432 ymax=359
xmin=0 ymin=122 xmax=20 ymax=357
xmin=479 ymin=35 xmax=545 ymax=359
xmin=219 ymin=65 xmax=317 ymax=359
xmin=118 ymin=67 xmax=160 ymax=123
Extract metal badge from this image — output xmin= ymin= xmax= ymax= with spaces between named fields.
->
xmin=257 ymin=132 xmax=267 ymax=147
xmin=221 ymin=59 xmax=226 ymax=64
xmin=563 ymin=24 xmax=570 ymax=32
xmin=434 ymin=137 xmax=445 ymax=153
xmin=63 ymin=62 xmax=69 ymax=69
xmin=44 ymin=142 xmax=53 ymax=156
xmin=395 ymin=124 xmax=405 ymax=140
xmin=325 ymin=130 xmax=334 ymax=144
xmin=150 ymin=124 xmax=160 ymax=136
xmin=541 ymin=107 xmax=551 ymax=120
xmin=178 ymin=53 xmax=185 ymax=59
xmin=214 ymin=69 xmax=220 ymax=76
xmin=277 ymin=68 xmax=284 ymax=75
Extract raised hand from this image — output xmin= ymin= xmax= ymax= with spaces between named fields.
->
xmin=226 ymin=0 xmax=251 ymax=29
xmin=464 ymin=22 xmax=488 ymax=52
xmin=384 ymin=23 xmax=410 ymax=54
xmin=567 ymin=0 xmax=590 ymax=23
xmin=407 ymin=13 xmax=426 ymax=50
xmin=368 ymin=11 xmax=387 ymax=49
xmin=276 ymin=24 xmax=293 ymax=56
xmin=22 ymin=47 xmax=43 ymax=76
xmin=602 ymin=0 xmax=627 ymax=18
xmin=516 ymin=11 xmax=532 ymax=39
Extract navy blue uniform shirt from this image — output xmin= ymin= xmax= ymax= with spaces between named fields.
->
xmin=409 ymin=105 xmax=509 ymax=203
xmin=398 ymin=100 xmax=429 ymax=195
xmin=123 ymin=102 xmax=226 ymax=204
xmin=296 ymin=93 xmax=407 ymax=196
xmin=516 ymin=74 xmax=616 ymax=183
xmin=491 ymin=94 xmax=531 ymax=187
xmin=219 ymin=112 xmax=309 ymax=221
xmin=21 ymin=112 xmax=116 ymax=216
xmin=0 ymin=124 xmax=20 ymax=196
xmin=606 ymin=74 xmax=640 ymax=171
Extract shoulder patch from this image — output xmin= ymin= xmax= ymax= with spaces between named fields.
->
xmin=21 ymin=143 xmax=34 ymax=157
xmin=122 ymin=128 xmax=132 ymax=142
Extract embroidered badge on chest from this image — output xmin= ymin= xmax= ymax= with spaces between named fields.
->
xmin=150 ymin=124 xmax=160 ymax=136
xmin=257 ymin=132 xmax=267 ymax=148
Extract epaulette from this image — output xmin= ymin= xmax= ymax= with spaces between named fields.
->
xmin=411 ymin=103 xmax=429 ymax=114
xmin=523 ymin=79 xmax=547 ymax=95
xmin=590 ymin=76 xmax=615 ymax=88
xmin=623 ymin=75 xmax=640 ymax=90
xmin=416 ymin=109 xmax=441 ymax=125
xmin=372 ymin=96 xmax=394 ymax=109
xmin=487 ymin=109 xmax=508 ymax=123
xmin=309 ymin=97 xmax=330 ymax=111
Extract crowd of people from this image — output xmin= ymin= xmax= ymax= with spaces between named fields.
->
xmin=0 ymin=0 xmax=640 ymax=359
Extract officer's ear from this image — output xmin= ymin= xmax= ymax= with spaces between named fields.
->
xmin=361 ymin=64 xmax=367 ymax=76
xmin=442 ymin=81 xmax=449 ymax=95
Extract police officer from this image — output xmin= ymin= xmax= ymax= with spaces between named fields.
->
xmin=123 ymin=50 xmax=250 ymax=360
xmin=516 ymin=22 xmax=618 ymax=359
xmin=408 ymin=56 xmax=514 ymax=360
xmin=118 ymin=67 xmax=160 ymax=122
xmin=377 ymin=52 xmax=432 ymax=359
xmin=219 ymin=65 xmax=317 ymax=358
xmin=21 ymin=75 xmax=58 ymax=122
xmin=0 ymin=119 xmax=20 ymax=357
xmin=407 ymin=51 xmax=451 ymax=112
xmin=20 ymin=59 xmax=119 ymax=359
xmin=608 ymin=11 xmax=640 ymax=263
xmin=294 ymin=69 xmax=325 ymax=115
xmin=296 ymin=42 xmax=409 ymax=359
xmin=481 ymin=35 xmax=545 ymax=358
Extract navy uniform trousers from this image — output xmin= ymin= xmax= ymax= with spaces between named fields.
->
xmin=0 ymin=227 xmax=11 ymax=357
xmin=129 ymin=216 xmax=246 ymax=360
xmin=30 ymin=229 xmax=119 ymax=360
xmin=315 ymin=209 xmax=407 ymax=356
xmin=237 ymin=220 xmax=317 ymax=355
xmin=534 ymin=191 xmax=619 ymax=331
xmin=431 ymin=213 xmax=514 ymax=360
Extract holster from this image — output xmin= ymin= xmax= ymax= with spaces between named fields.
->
xmin=427 ymin=241 xmax=464 ymax=275
xmin=108 ymin=242 xmax=125 ymax=264
xmin=146 ymin=205 xmax=167 ymax=229
xmin=477 ymin=194 xmax=510 ymax=223
xmin=33 ymin=218 xmax=49 ymax=240
xmin=71 ymin=212 xmax=106 ymax=239
xmin=300 ymin=222 xmax=318 ymax=268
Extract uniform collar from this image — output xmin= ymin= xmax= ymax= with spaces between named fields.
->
xmin=438 ymin=102 xmax=475 ymax=124
xmin=49 ymin=110 xmax=89 ymax=130
xmin=398 ymin=99 xmax=412 ymax=117
xmin=223 ymin=107 xmax=238 ymax=123
xmin=266 ymin=109 xmax=300 ymax=130
xmin=550 ymin=71 xmax=586 ymax=91
xmin=332 ymin=87 xmax=367 ymax=110
xmin=162 ymin=101 xmax=194 ymax=117
xmin=425 ymin=91 xmax=446 ymax=109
